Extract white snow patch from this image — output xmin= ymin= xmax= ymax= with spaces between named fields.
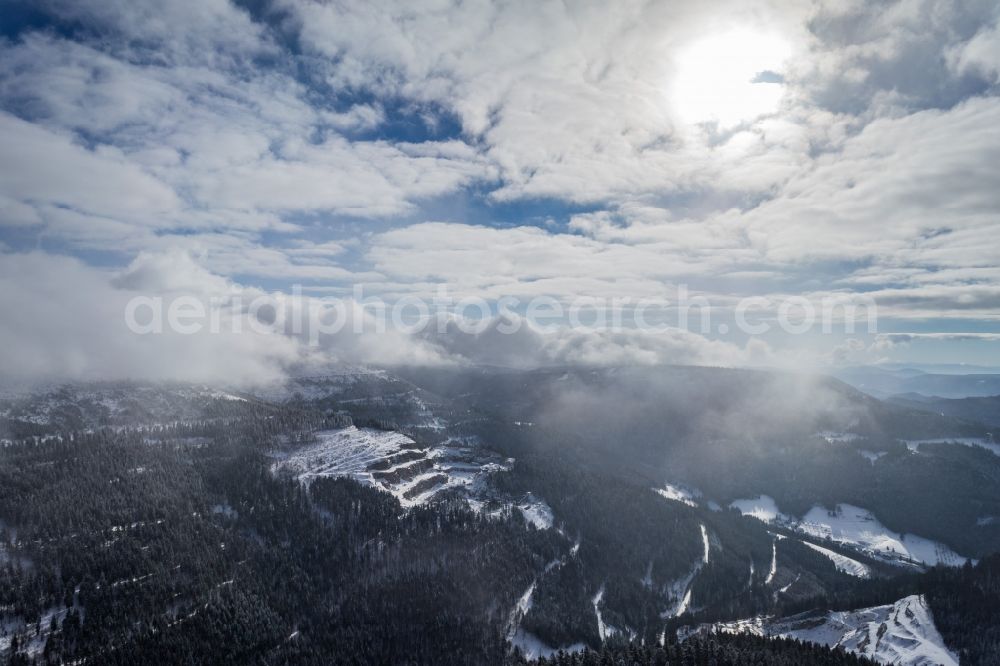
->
xmin=859 ymin=450 xmax=888 ymax=463
xmin=211 ymin=503 xmax=238 ymax=519
xmin=905 ymin=437 xmax=1000 ymax=459
xmin=465 ymin=498 xmax=509 ymax=521
xmin=273 ymin=427 xmax=507 ymax=508
xmin=777 ymin=574 xmax=799 ymax=595
xmin=730 ymin=496 xmax=794 ymax=525
xmin=207 ymin=390 xmax=247 ymax=402
xmin=641 ymin=560 xmax=654 ymax=589
xmin=818 ymin=431 xmax=862 ymax=443
xmin=661 ymin=524 xmax=710 ymax=619
xmin=592 ymin=585 xmax=617 ymax=642
xmin=654 ymin=483 xmax=699 ymax=507
xmin=506 ymin=581 xmax=536 ymax=642
xmin=276 ymin=427 xmax=413 ymax=481
xmin=669 ymin=587 xmax=694 ymax=619
xmin=517 ymin=494 xmax=555 ymax=530
xmin=687 ymin=594 xmax=957 ymax=666
xmin=509 ymin=629 xmax=586 ymax=660
xmin=799 ymin=504 xmax=968 ymax=567
xmin=507 ymin=546 xmax=587 ymax=658
xmin=732 ymin=498 xmax=968 ymax=568
xmin=1 ymin=592 xmax=84 ymax=656
xmin=802 ymin=541 xmax=872 ymax=578
xmin=765 ymin=540 xmax=777 ymax=585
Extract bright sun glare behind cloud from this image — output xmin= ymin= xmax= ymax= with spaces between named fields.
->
xmin=671 ymin=28 xmax=792 ymax=127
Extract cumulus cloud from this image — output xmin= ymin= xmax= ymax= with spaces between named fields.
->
xmin=34 ymin=0 xmax=275 ymax=66
xmin=0 ymin=249 xmax=460 ymax=385
xmin=286 ymin=0 xmax=817 ymax=202
xmin=415 ymin=312 xmax=770 ymax=369
xmin=830 ymin=337 xmax=868 ymax=364
xmin=0 ymin=111 xmax=180 ymax=221
xmin=0 ymin=252 xmax=297 ymax=385
xmin=195 ymin=137 xmax=494 ymax=217
xmin=0 ymin=25 xmax=493 ymax=243
xmin=948 ymin=15 xmax=1000 ymax=83
xmin=1 ymin=0 xmax=998 ymax=377
xmin=0 ymin=246 xmax=776 ymax=386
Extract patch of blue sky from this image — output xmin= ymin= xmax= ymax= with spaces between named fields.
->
xmin=0 ymin=1 xmax=82 ymax=41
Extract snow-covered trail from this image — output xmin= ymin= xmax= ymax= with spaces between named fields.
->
xmin=765 ymin=540 xmax=777 ymax=585
xmin=777 ymin=574 xmax=799 ymax=595
xmin=802 ymin=541 xmax=872 ymax=578
xmin=592 ymin=585 xmax=615 ymax=642
xmin=507 ymin=536 xmax=584 ymax=656
xmin=661 ymin=524 xmax=710 ymax=620
xmin=505 ymin=581 xmax=537 ymax=642
xmin=641 ymin=559 xmax=653 ymax=588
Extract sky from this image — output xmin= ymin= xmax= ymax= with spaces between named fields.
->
xmin=1 ymin=0 xmax=999 ymax=383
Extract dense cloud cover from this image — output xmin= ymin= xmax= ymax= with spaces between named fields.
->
xmin=1 ymin=0 xmax=999 ymax=382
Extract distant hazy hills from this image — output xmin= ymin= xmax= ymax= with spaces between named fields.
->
xmin=833 ymin=365 xmax=1000 ymax=399
xmin=888 ymin=393 xmax=1000 ymax=428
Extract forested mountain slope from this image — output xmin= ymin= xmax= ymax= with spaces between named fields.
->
xmin=0 ymin=366 xmax=997 ymax=664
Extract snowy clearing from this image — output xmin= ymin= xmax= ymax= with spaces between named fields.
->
xmin=517 ymin=494 xmax=555 ymax=530
xmin=654 ymin=482 xmax=700 ymax=507
xmin=508 ymin=629 xmax=585 ymax=661
xmin=731 ymin=498 xmax=968 ymax=567
xmin=273 ymin=426 xmax=508 ymax=507
xmin=798 ymin=504 xmax=968 ymax=567
xmin=275 ymin=427 xmax=414 ymax=482
xmin=801 ymin=541 xmax=872 ymax=578
xmin=685 ymin=594 xmax=957 ymax=666
xmin=729 ymin=496 xmax=794 ymax=525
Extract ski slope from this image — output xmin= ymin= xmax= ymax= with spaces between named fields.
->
xmin=764 ymin=540 xmax=777 ymax=585
xmin=731 ymin=497 xmax=968 ymax=567
xmin=798 ymin=504 xmax=968 ymax=567
xmin=802 ymin=541 xmax=872 ymax=578
xmin=661 ymin=524 xmax=710 ymax=619
xmin=688 ymin=594 xmax=958 ymax=666
xmin=507 ymin=547 xmax=586 ymax=658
